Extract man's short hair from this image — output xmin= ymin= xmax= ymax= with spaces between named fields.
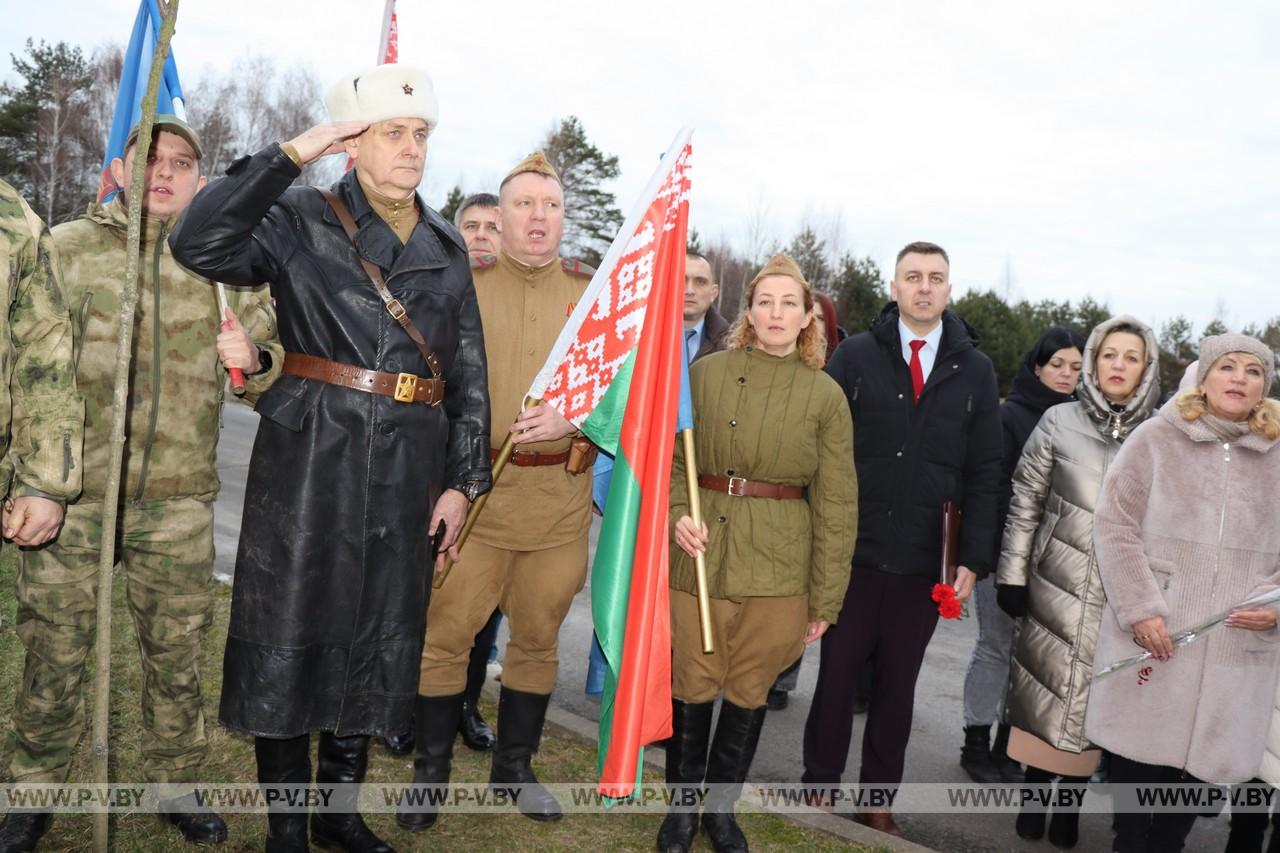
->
xmin=686 ymin=250 xmax=711 ymax=266
xmin=453 ymin=192 xmax=499 ymax=228
xmin=895 ymin=241 xmax=949 ymax=268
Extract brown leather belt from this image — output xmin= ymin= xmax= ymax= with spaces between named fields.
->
xmin=493 ymin=446 xmax=571 ymax=467
xmin=697 ymin=474 xmax=805 ymax=500
xmin=283 ymin=353 xmax=444 ymax=406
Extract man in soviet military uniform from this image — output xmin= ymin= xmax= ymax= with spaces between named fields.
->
xmin=402 ymin=152 xmax=594 ymax=828
xmin=0 ymin=117 xmax=280 ymax=851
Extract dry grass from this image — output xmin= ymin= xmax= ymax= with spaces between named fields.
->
xmin=0 ymin=548 xmax=871 ymax=851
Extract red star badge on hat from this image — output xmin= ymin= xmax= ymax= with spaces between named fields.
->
xmin=402 ymin=83 xmax=414 ymax=95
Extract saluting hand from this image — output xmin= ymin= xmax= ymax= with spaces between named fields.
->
xmin=673 ymin=515 xmax=709 ymax=559
xmin=285 ymin=121 xmax=370 ymax=165
xmin=216 ymin=307 xmax=260 ymax=373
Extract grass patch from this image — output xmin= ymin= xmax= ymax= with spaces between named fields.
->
xmin=1 ymin=546 xmax=868 ymax=851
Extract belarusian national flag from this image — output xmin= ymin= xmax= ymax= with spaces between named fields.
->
xmin=528 ymin=129 xmax=694 ymax=797
xmin=377 ymin=0 xmax=399 ymax=63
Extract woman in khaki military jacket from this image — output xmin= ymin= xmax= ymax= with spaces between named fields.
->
xmin=657 ymin=253 xmax=857 ymax=853
xmin=995 ymin=315 xmax=1161 ymax=848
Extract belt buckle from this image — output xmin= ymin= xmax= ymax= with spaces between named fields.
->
xmin=385 ymin=298 xmax=407 ymax=321
xmin=394 ymin=372 xmax=418 ymax=403
xmin=727 ymin=476 xmax=747 ymax=497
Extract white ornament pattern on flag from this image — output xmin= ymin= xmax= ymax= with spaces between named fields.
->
xmin=541 ymin=144 xmax=693 ymax=426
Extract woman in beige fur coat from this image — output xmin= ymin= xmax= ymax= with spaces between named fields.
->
xmin=1088 ymin=334 xmax=1280 ymax=853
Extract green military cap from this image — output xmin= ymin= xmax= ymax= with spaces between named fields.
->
xmin=125 ymin=114 xmax=204 ymax=160
xmin=500 ymin=150 xmax=561 ymax=190
xmin=752 ymin=252 xmax=809 ymax=288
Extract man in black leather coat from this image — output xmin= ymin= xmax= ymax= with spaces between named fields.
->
xmin=169 ymin=64 xmax=490 ymax=852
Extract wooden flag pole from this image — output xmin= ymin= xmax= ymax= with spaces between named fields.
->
xmin=680 ymin=429 xmax=715 ymax=654
xmin=433 ymin=397 xmax=539 ymax=588
xmin=93 ymin=2 xmax=179 ymax=850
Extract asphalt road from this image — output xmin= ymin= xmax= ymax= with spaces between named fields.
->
xmin=214 ymin=404 xmax=1232 ymax=852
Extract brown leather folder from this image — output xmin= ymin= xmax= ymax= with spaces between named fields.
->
xmin=941 ymin=501 xmax=961 ymax=586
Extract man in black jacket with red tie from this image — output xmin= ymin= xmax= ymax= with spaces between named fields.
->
xmin=802 ymin=241 xmax=1002 ymax=838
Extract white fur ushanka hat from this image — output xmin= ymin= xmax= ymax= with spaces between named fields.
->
xmin=326 ymin=64 xmax=439 ymax=134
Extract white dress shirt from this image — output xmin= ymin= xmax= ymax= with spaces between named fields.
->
xmin=898 ymin=317 xmax=944 ymax=383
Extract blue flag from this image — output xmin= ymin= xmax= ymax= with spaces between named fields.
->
xmin=97 ymin=0 xmax=186 ymax=202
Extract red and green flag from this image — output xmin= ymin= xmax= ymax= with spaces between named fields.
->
xmin=528 ymin=129 xmax=694 ymax=797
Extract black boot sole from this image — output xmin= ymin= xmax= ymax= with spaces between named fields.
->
xmin=395 ymin=810 xmax=440 ymax=832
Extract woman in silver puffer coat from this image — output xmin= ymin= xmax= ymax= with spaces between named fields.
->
xmin=995 ymin=315 xmax=1161 ymax=849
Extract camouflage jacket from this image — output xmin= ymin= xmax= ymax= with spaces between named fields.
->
xmin=0 ymin=180 xmax=83 ymax=502
xmin=54 ymin=198 xmax=282 ymax=504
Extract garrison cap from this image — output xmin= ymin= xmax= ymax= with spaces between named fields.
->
xmin=326 ymin=64 xmax=439 ymax=134
xmin=751 ymin=252 xmax=809 ymax=289
xmin=500 ymin=151 xmax=561 ymax=191
xmin=125 ymin=114 xmax=203 ymax=160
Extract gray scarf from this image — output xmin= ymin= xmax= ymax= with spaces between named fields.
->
xmin=1199 ymin=412 xmax=1252 ymax=444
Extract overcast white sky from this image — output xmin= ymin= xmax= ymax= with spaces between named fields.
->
xmin=6 ymin=1 xmax=1279 ymax=331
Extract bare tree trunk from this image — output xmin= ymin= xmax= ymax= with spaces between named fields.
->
xmin=91 ymin=3 xmax=179 ymax=850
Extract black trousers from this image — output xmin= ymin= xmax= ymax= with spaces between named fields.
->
xmin=802 ymin=567 xmax=938 ymax=786
xmin=1108 ymin=752 xmax=1199 ymax=853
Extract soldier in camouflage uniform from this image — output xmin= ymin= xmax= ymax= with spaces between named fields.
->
xmin=0 ymin=178 xmax=84 ymax=852
xmin=0 ymin=117 xmax=282 ymax=852
xmin=0 ymin=179 xmax=83 ymax=540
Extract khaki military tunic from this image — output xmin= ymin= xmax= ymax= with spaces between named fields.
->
xmin=469 ymin=251 xmax=593 ymax=550
xmin=420 ymin=250 xmax=593 ymax=696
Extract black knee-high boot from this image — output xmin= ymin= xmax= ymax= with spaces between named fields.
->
xmin=256 ymin=734 xmax=311 ymax=853
xmin=656 ymin=700 xmax=714 ymax=853
xmin=396 ymin=693 xmax=465 ymax=831
xmin=1017 ymin=764 xmax=1054 ymax=841
xmin=460 ymin=610 xmax=501 ymax=751
xmin=702 ymin=700 xmax=766 ymax=853
xmin=490 ymin=686 xmax=562 ymax=821
xmin=1048 ymin=774 xmax=1087 ymax=850
xmin=311 ymin=732 xmax=392 ymax=853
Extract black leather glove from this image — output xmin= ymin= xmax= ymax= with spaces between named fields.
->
xmin=996 ymin=583 xmax=1029 ymax=619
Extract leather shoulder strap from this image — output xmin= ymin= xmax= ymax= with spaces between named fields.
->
xmin=318 ymin=188 xmax=442 ymax=381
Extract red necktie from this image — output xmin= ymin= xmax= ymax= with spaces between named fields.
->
xmin=909 ymin=339 xmax=926 ymax=403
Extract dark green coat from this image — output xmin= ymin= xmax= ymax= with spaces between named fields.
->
xmin=669 ymin=346 xmax=857 ymax=623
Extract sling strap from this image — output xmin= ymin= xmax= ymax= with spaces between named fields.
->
xmin=318 ymin=188 xmax=444 ymax=386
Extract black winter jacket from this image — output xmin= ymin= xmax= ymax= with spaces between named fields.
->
xmin=169 ymin=144 xmax=491 ymax=737
xmin=996 ymin=356 xmax=1076 ymax=533
xmin=826 ymin=304 xmax=1002 ymax=579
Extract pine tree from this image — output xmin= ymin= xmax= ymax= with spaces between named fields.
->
xmin=0 ymin=39 xmax=96 ymax=224
xmin=832 ymin=252 xmax=885 ymax=336
xmin=539 ymin=116 xmax=622 ymax=266
xmin=439 ymin=184 xmax=464 ymax=224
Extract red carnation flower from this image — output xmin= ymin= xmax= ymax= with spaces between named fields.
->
xmin=931 ymin=583 xmax=963 ymax=620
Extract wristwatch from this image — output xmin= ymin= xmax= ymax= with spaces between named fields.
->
xmin=247 ymin=346 xmax=273 ymax=377
xmin=459 ymin=481 xmax=486 ymax=503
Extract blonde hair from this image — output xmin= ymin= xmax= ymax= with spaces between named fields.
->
xmin=1175 ymin=388 xmax=1280 ymax=440
xmin=725 ymin=276 xmax=827 ymax=369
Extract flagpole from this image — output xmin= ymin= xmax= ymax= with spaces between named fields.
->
xmin=93 ymin=3 xmax=179 ymax=850
xmin=433 ymin=397 xmax=538 ymax=588
xmin=679 ymin=430 xmax=715 ymax=653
